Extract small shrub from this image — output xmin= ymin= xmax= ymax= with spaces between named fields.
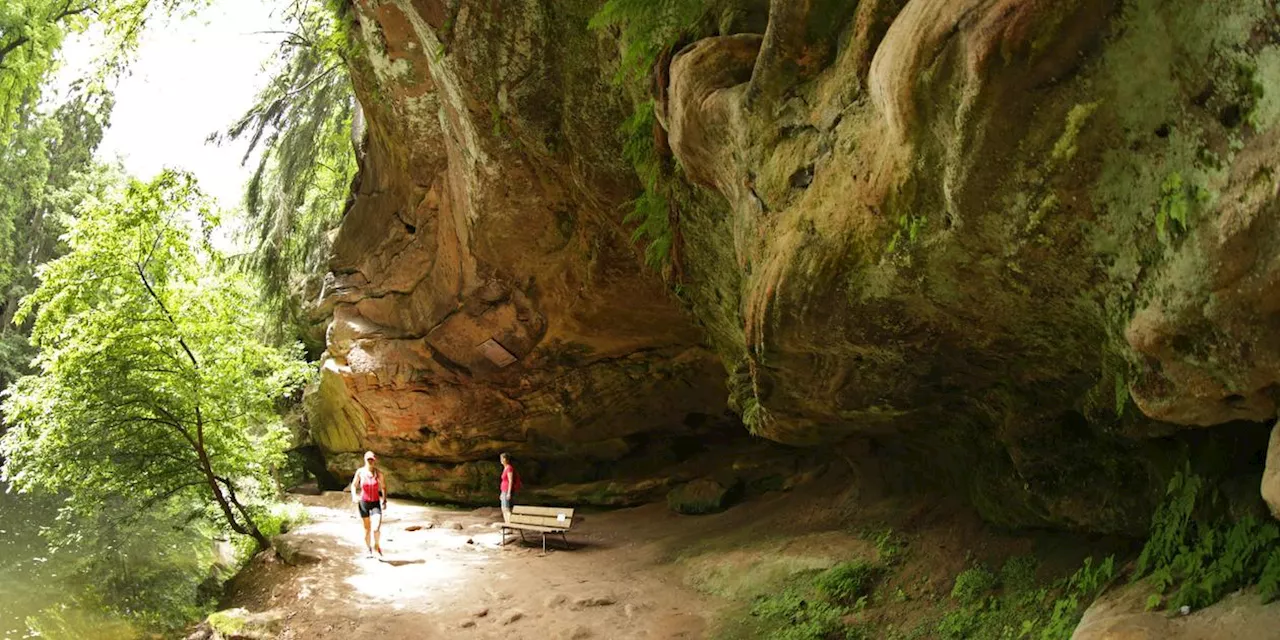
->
xmin=951 ymin=566 xmax=998 ymax=604
xmin=872 ymin=528 xmax=907 ymax=565
xmin=1000 ymin=555 xmax=1039 ymax=594
xmin=936 ymin=605 xmax=984 ymax=640
xmin=258 ymin=501 xmax=310 ymax=538
xmin=814 ymin=560 xmax=878 ymax=604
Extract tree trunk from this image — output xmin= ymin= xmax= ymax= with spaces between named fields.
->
xmin=200 ymin=456 xmax=269 ymax=550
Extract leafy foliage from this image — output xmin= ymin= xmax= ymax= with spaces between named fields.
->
xmin=591 ymin=1 xmax=726 ymax=272
xmin=1041 ymin=556 xmax=1115 ymax=638
xmin=871 ymin=528 xmax=907 ymax=566
xmin=0 ymin=170 xmax=310 ymax=555
xmin=618 ymin=100 xmax=675 ymax=269
xmin=885 ymin=213 xmax=926 ymax=254
xmin=213 ymin=0 xmax=357 ymax=347
xmin=935 ymin=555 xmax=1114 ymax=640
xmin=0 ymin=0 xmax=200 ymax=144
xmin=588 ymin=0 xmax=718 ymax=86
xmin=0 ymin=90 xmax=113 ymax=392
xmin=999 ymin=555 xmax=1040 ymax=594
xmin=742 ymin=560 xmax=882 ymax=640
xmin=1132 ymin=468 xmax=1280 ymax=610
xmin=1154 ymin=172 xmax=1211 ymax=243
xmin=40 ymin=497 xmax=224 ymax=631
xmin=951 ymin=565 xmax=998 ymax=604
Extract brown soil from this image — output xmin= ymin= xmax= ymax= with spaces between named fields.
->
xmin=221 ymin=476 xmax=1139 ymax=640
xmin=222 ymin=492 xmax=714 ymax=639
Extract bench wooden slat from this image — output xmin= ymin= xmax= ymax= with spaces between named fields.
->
xmin=504 ymin=523 xmax=565 ymax=533
xmin=511 ymin=514 xmax=570 ymax=528
xmin=501 ymin=505 xmax=576 ymax=551
xmin=513 ymin=505 xmax=574 ymax=518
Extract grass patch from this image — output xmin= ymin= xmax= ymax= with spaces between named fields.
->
xmin=734 ymin=562 xmax=882 ymax=640
xmin=815 ymin=560 xmax=879 ymax=605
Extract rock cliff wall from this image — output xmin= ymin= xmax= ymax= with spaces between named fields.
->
xmin=312 ymin=0 xmax=1280 ymax=529
xmin=307 ymin=0 xmax=774 ymax=504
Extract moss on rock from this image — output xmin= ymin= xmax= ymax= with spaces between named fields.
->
xmin=668 ymin=478 xmax=735 ymax=515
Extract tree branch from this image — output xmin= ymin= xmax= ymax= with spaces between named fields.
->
xmin=0 ymin=1 xmax=95 ymax=69
xmin=134 ymin=262 xmax=200 ymax=370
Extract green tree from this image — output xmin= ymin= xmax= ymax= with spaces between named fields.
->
xmin=0 ymin=90 xmax=113 ymax=390
xmin=0 ymin=0 xmax=190 ymax=143
xmin=214 ymin=0 xmax=357 ymax=350
xmin=0 ymin=170 xmax=308 ymax=550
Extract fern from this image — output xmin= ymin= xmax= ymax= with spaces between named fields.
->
xmin=616 ymin=97 xmax=677 ymax=269
xmin=592 ymin=1 xmax=725 ymax=270
xmin=589 ymin=0 xmax=716 ymax=85
xmin=1134 ymin=468 xmax=1280 ymax=610
xmin=1040 ymin=556 xmax=1115 ymax=640
xmin=1259 ymin=549 xmax=1280 ymax=602
xmin=1135 ymin=467 xmax=1200 ymax=578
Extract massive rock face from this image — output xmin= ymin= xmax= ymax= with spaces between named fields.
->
xmin=313 ymin=0 xmax=1280 ymax=529
xmin=659 ymin=0 xmax=1280 ymax=532
xmin=306 ymin=0 xmax=746 ymax=501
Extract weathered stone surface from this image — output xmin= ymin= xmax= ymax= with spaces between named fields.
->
xmin=321 ymin=0 xmax=1280 ymax=531
xmin=309 ymin=0 xmax=751 ymax=501
xmin=197 ymin=608 xmax=285 ymax=640
xmin=667 ymin=479 xmax=734 ymax=515
xmin=654 ymin=0 xmax=1280 ymax=531
xmin=273 ymin=534 xmax=323 ymax=566
xmin=1264 ymin=421 xmax=1280 ymax=520
xmin=1073 ymin=581 xmax=1280 ymax=640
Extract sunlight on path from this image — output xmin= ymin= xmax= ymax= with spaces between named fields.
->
xmin=228 ymin=493 xmax=711 ymax=639
xmin=301 ymin=503 xmax=498 ymax=609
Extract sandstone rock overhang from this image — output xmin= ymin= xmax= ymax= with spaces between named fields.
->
xmin=310 ymin=0 xmax=1280 ymax=532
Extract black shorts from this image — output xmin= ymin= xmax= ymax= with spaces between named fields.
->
xmin=358 ymin=500 xmax=382 ymax=518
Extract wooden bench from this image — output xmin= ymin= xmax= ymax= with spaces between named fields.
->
xmin=501 ymin=505 xmax=575 ymax=552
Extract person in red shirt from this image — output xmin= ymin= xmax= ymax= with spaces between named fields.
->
xmin=499 ymin=452 xmax=521 ymax=523
xmin=350 ymin=451 xmax=387 ymax=557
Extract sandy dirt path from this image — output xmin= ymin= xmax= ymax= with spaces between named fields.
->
xmin=222 ymin=493 xmax=714 ymax=639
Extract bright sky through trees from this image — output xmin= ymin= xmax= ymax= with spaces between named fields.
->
xmin=57 ymin=0 xmax=288 ymax=209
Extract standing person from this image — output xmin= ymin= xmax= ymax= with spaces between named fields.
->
xmin=351 ymin=451 xmax=387 ymax=557
xmin=499 ymin=453 xmax=521 ymax=523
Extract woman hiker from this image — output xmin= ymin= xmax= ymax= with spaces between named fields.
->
xmin=351 ymin=450 xmax=387 ymax=557
xmin=499 ymin=452 xmax=522 ymax=522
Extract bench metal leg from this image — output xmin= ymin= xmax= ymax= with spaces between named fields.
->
xmin=560 ymin=531 xmax=569 ymax=550
xmin=542 ymin=533 xmax=547 ymax=554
